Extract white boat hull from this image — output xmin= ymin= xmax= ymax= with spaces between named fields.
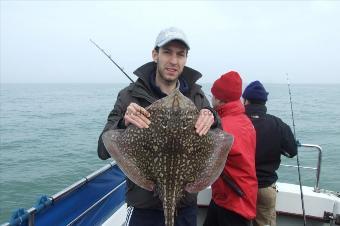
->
xmin=103 ymin=182 xmax=340 ymax=226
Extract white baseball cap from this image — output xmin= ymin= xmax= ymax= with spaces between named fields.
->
xmin=154 ymin=27 xmax=190 ymax=50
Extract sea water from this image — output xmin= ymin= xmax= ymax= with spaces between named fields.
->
xmin=0 ymin=83 xmax=339 ymax=222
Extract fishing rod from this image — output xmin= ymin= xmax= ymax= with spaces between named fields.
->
xmin=90 ymin=39 xmax=135 ymax=83
xmin=286 ymin=74 xmax=307 ymax=226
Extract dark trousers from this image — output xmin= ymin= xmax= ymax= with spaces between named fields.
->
xmin=125 ymin=205 xmax=197 ymax=226
xmin=203 ymin=200 xmax=251 ymax=226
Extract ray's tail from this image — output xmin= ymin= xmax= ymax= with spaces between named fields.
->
xmin=163 ymin=203 xmax=176 ymax=226
xmin=161 ymin=184 xmax=177 ymax=226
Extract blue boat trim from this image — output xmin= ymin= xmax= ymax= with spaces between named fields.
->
xmin=67 ymin=180 xmax=126 ymax=225
xmin=3 ymin=163 xmax=126 ymax=226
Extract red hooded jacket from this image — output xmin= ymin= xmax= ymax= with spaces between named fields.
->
xmin=212 ymin=100 xmax=258 ymax=220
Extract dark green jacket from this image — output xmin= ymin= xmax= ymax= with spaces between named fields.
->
xmin=97 ymin=61 xmax=219 ymax=209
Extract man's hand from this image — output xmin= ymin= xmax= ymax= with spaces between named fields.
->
xmin=124 ymin=103 xmax=151 ymax=128
xmin=195 ymin=109 xmax=214 ymax=136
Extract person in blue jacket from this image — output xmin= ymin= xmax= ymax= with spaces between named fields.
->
xmin=242 ymin=81 xmax=298 ymax=226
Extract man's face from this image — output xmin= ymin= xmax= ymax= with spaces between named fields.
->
xmin=152 ymin=41 xmax=188 ymax=84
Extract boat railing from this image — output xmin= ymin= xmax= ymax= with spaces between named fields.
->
xmin=51 ymin=162 xmax=115 ymax=202
xmin=280 ymin=143 xmax=322 ymax=193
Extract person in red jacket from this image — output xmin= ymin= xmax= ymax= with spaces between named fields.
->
xmin=203 ymin=71 xmax=258 ymax=226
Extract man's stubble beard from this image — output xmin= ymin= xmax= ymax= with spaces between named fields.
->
xmin=157 ymin=65 xmax=180 ymax=86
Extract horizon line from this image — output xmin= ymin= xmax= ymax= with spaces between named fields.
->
xmin=1 ymin=82 xmax=340 ymax=85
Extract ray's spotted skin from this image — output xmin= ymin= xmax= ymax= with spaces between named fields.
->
xmin=102 ymin=88 xmax=233 ymax=226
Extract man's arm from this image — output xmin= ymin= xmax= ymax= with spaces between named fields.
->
xmin=200 ymin=92 xmax=222 ymax=129
xmin=202 ymin=105 xmax=222 ymax=129
xmin=193 ymin=89 xmax=222 ymax=136
xmin=280 ymin=122 xmax=298 ymax=158
xmin=97 ymin=88 xmax=151 ymax=160
xmin=97 ymin=90 xmax=128 ymax=160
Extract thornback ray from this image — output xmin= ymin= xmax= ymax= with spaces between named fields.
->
xmin=102 ymin=88 xmax=233 ymax=226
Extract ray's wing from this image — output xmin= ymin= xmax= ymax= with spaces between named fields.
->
xmin=102 ymin=129 xmax=155 ymax=191
xmin=185 ymin=129 xmax=233 ymax=193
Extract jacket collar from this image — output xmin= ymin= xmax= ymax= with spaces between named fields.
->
xmin=149 ymin=72 xmax=189 ymax=98
xmin=245 ymin=104 xmax=267 ymax=117
xmin=216 ymin=100 xmax=245 ymax=117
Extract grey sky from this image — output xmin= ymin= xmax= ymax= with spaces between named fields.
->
xmin=1 ymin=1 xmax=339 ymax=84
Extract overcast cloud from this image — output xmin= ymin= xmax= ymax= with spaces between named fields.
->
xmin=1 ymin=1 xmax=339 ymax=84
